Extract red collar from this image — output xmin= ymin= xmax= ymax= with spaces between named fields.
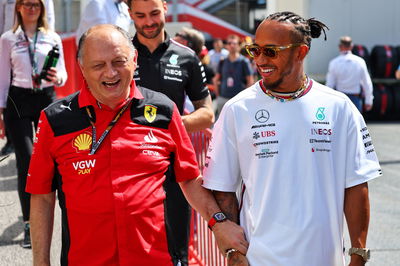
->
xmin=78 ymin=80 xmax=143 ymax=109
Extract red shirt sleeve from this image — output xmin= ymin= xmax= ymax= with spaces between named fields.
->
xmin=26 ymin=111 xmax=56 ymax=194
xmin=169 ymin=106 xmax=200 ymax=182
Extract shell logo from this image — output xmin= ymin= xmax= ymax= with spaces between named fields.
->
xmin=72 ymin=132 xmax=92 ymax=152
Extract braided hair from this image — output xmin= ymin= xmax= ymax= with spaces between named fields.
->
xmin=265 ymin=11 xmax=329 ymax=48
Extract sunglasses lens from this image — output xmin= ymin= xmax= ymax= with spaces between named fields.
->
xmin=248 ymin=46 xmax=261 ymax=57
xmin=264 ymin=48 xmax=277 ymax=58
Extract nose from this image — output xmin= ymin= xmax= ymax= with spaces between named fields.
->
xmin=104 ymin=63 xmax=117 ymax=78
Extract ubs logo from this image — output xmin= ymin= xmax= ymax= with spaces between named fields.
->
xmin=255 ymin=109 xmax=270 ymax=123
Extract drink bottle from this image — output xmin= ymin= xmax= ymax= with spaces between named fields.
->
xmin=40 ymin=44 xmax=60 ymax=81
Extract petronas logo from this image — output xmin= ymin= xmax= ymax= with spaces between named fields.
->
xmin=73 ymin=132 xmax=92 ymax=152
xmin=316 ymin=107 xmax=325 ymax=121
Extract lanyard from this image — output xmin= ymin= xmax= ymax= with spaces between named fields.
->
xmin=24 ymin=30 xmax=40 ymax=90
xmin=85 ymin=99 xmax=132 ymax=155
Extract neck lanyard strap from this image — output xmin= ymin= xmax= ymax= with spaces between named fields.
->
xmin=85 ymin=99 xmax=132 ymax=155
xmin=24 ymin=31 xmax=39 ymax=73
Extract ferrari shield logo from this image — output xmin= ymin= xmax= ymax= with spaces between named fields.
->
xmin=144 ymin=105 xmax=157 ymax=123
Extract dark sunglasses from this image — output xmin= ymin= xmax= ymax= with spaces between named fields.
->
xmin=245 ymin=43 xmax=303 ymax=58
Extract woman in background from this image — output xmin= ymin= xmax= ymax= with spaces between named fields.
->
xmin=0 ymin=0 xmax=67 ymax=248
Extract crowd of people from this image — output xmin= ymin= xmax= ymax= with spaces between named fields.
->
xmin=0 ymin=0 xmax=385 ymax=265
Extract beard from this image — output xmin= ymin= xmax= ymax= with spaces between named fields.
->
xmin=262 ymin=51 xmax=296 ymax=92
xmin=135 ymin=21 xmax=164 ymax=40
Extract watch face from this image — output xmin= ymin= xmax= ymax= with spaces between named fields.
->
xmin=214 ymin=212 xmax=227 ymax=221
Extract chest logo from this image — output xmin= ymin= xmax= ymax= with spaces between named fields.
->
xmin=144 ymin=104 xmax=157 ymax=123
xmin=169 ymin=54 xmax=179 ymax=65
xmin=72 ymin=132 xmax=92 ymax=152
xmin=144 ymin=130 xmax=158 ymax=143
xmin=255 ymin=109 xmax=270 ymax=123
xmin=316 ymin=107 xmax=326 ymax=121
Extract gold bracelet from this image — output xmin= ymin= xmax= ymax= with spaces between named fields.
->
xmin=225 ymin=248 xmax=239 ymax=259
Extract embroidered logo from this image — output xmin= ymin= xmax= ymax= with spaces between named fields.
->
xmin=72 ymin=132 xmax=92 ymax=152
xmin=144 ymin=104 xmax=157 ymax=123
xmin=169 ymin=54 xmax=179 ymax=65
xmin=144 ymin=130 xmax=158 ymax=143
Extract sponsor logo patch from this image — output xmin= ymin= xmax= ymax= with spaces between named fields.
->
xmin=72 ymin=159 xmax=96 ymax=175
xmin=144 ymin=105 xmax=157 ymax=123
xmin=315 ymin=107 xmax=326 ymax=121
xmin=72 ymin=132 xmax=92 ymax=152
xmin=255 ymin=109 xmax=270 ymax=123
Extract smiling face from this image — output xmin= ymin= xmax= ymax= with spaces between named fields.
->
xmin=17 ymin=0 xmax=42 ymax=25
xmin=254 ymin=20 xmax=308 ymax=92
xmin=79 ymin=26 xmax=137 ymax=109
xmin=129 ymin=0 xmax=167 ymax=40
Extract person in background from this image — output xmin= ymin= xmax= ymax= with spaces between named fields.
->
xmin=0 ymin=0 xmax=55 ymax=155
xmin=213 ymin=34 xmax=254 ymax=117
xmin=203 ymin=11 xmax=381 ymax=265
xmin=0 ymin=0 xmax=67 ymax=249
xmin=75 ymin=0 xmax=131 ymax=45
xmin=128 ymin=1 xmax=214 ymax=264
xmin=27 ymin=24 xmax=247 ymax=265
xmin=208 ymin=37 xmax=228 ymax=73
xmin=326 ymin=36 xmax=373 ymax=113
xmin=0 ymin=0 xmax=54 ymax=32
xmin=174 ymin=27 xmax=215 ymax=113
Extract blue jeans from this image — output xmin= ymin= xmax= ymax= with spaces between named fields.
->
xmin=347 ymin=94 xmax=362 ymax=112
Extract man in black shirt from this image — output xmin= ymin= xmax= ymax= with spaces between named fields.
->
xmin=128 ymin=0 xmax=214 ymax=265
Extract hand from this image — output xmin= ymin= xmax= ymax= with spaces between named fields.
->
xmin=212 ymin=220 xmax=249 ymax=256
xmin=45 ymin=67 xmax=60 ymax=85
xmin=364 ymin=104 xmax=372 ymax=112
xmin=228 ymin=251 xmax=249 ymax=266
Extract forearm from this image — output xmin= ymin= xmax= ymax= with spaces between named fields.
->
xmin=31 ymin=192 xmax=56 ymax=266
xmin=344 ymin=182 xmax=370 ymax=248
xmin=213 ymin=191 xmax=239 ymax=223
xmin=179 ymin=176 xmax=222 ymax=220
xmin=182 ymin=95 xmax=214 ymax=133
xmin=180 ymin=177 xmax=248 ymax=255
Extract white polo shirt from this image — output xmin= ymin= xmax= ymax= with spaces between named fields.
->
xmin=326 ymin=51 xmax=373 ymax=105
xmin=203 ymin=80 xmax=381 ymax=266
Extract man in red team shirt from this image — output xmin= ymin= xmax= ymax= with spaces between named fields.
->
xmin=27 ymin=25 xmax=248 ymax=265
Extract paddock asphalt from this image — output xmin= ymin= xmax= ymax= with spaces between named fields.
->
xmin=0 ymin=122 xmax=399 ymax=265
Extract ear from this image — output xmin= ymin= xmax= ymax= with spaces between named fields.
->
xmin=297 ymin=45 xmax=309 ymax=60
xmin=163 ymin=0 xmax=168 ymax=15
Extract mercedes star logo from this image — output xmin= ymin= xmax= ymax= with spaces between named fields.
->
xmin=255 ymin=109 xmax=270 ymax=123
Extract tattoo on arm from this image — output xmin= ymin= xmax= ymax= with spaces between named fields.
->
xmin=213 ymin=191 xmax=239 ymax=223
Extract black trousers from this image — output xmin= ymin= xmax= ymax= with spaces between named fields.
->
xmin=4 ymin=86 xmax=55 ymax=222
xmin=164 ymin=167 xmax=191 ymax=266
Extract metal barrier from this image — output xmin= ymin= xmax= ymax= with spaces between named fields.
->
xmin=188 ymin=129 xmax=227 ymax=266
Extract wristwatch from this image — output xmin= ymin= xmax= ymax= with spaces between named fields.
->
xmin=208 ymin=212 xmax=227 ymax=230
xmin=348 ymin=247 xmax=370 ymax=262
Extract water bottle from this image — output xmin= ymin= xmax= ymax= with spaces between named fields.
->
xmin=39 ymin=44 xmax=60 ymax=82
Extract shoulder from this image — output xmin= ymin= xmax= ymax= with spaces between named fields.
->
xmin=169 ymin=39 xmax=197 ymax=57
xmin=224 ymin=82 xmax=259 ymax=108
xmin=310 ymin=80 xmax=349 ymax=102
xmin=131 ymin=86 xmax=176 ymax=129
xmin=1 ymin=30 xmax=16 ymax=40
xmin=44 ymin=92 xmax=90 ymax=137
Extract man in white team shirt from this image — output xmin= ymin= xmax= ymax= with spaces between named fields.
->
xmin=203 ymin=11 xmax=381 ymax=266
xmin=326 ymin=36 xmax=373 ymax=113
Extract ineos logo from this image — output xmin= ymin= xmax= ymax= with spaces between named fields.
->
xmin=255 ymin=109 xmax=270 ymax=123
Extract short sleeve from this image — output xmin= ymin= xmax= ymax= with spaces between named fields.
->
xmin=203 ymin=103 xmax=241 ymax=192
xmin=169 ymin=105 xmax=200 ymax=182
xmin=186 ymin=55 xmax=210 ymax=102
xmin=26 ymin=111 xmax=56 ymax=194
xmin=344 ymin=102 xmax=382 ymax=188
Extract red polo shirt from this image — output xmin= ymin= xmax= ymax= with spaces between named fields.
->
xmin=26 ymin=82 xmax=200 ymax=265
